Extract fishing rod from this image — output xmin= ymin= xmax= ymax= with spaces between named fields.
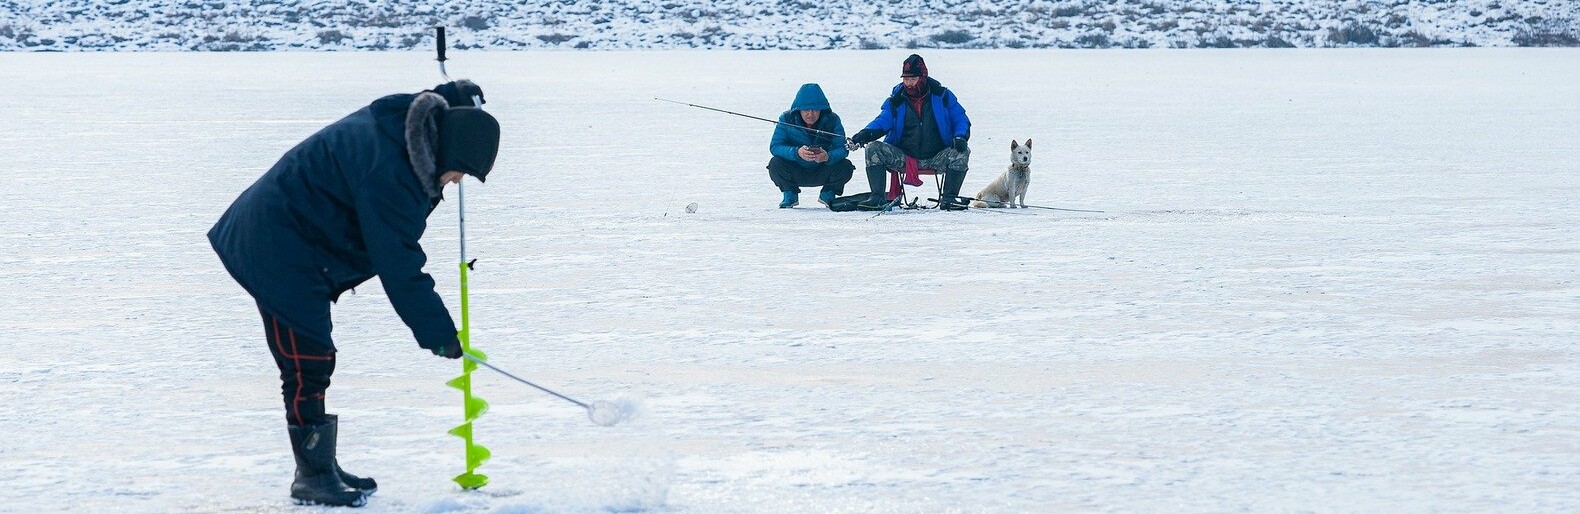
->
xmin=654 ymin=97 xmax=851 ymax=142
xmin=938 ymin=195 xmax=1105 ymax=212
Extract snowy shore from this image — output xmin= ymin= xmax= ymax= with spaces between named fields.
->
xmin=2 ymin=0 xmax=1578 ymax=51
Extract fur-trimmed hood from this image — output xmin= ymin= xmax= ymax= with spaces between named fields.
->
xmin=403 ymin=91 xmax=448 ymax=199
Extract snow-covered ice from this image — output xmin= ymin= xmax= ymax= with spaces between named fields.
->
xmin=0 ymin=49 xmax=1577 ymax=512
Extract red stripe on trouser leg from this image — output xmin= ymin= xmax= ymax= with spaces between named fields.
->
xmin=262 ymin=311 xmax=335 ymax=426
xmin=269 ymin=316 xmax=304 ymax=426
xmin=288 ymin=325 xmax=306 ymax=427
xmin=271 ymin=317 xmax=332 ymax=361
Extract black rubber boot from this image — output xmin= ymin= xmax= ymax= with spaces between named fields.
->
xmin=863 ymin=166 xmax=887 ymax=203
xmin=940 ymin=171 xmax=969 ymax=210
xmin=288 ymin=421 xmax=367 ymax=507
xmin=324 ymin=415 xmax=377 ymax=495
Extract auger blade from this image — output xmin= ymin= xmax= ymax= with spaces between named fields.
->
xmin=453 ymin=471 xmax=489 ymax=490
xmin=465 ymin=395 xmax=489 ymax=420
xmin=467 ymin=443 xmax=491 ymax=468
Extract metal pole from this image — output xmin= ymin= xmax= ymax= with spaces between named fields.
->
xmin=463 ymin=355 xmax=590 ymax=409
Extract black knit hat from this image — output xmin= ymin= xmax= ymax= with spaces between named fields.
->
xmin=438 ymin=107 xmax=500 ymax=182
xmin=901 ymin=54 xmax=927 ymax=77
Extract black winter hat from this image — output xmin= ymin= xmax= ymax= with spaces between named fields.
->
xmin=438 ymin=107 xmax=501 ymax=182
xmin=901 ymin=54 xmax=927 ymax=77
xmin=432 ymin=80 xmax=486 ymax=107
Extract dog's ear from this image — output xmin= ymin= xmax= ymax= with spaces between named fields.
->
xmin=1011 ymin=140 xmax=1018 ymax=149
xmin=1025 ymin=139 xmax=1032 ymax=149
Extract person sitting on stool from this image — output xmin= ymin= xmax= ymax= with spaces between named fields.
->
xmin=846 ymin=54 xmax=972 ymax=210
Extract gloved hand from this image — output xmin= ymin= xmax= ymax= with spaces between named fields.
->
xmin=433 ymin=341 xmax=463 ymax=359
xmin=952 ymin=136 xmax=969 ymax=153
xmin=432 ymin=79 xmax=486 ymax=107
xmin=847 ymin=128 xmax=883 ymax=150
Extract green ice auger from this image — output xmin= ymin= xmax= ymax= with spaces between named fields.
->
xmin=436 ymin=25 xmax=490 ymax=490
xmin=447 ymin=257 xmax=490 ymax=490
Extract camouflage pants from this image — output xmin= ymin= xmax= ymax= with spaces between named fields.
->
xmin=862 ymin=141 xmax=969 ymax=174
xmin=861 ymin=141 xmax=969 ymax=198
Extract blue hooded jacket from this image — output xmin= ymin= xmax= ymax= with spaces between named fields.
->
xmin=861 ymin=77 xmax=971 ymax=150
xmin=208 ymin=92 xmax=459 ymax=351
xmin=770 ymin=84 xmax=849 ymax=168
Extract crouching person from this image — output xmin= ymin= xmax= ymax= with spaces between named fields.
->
xmin=847 ymin=54 xmax=973 ymax=210
xmin=207 ymin=81 xmax=499 ymax=507
xmin=768 ymin=83 xmax=855 ymax=208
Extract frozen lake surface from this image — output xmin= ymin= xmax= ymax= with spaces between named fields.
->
xmin=0 ymin=49 xmax=1577 ymax=513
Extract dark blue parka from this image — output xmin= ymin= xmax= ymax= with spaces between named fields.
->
xmin=208 ymin=92 xmax=458 ymax=351
xmin=861 ymin=77 xmax=971 ymax=149
xmin=770 ymin=84 xmax=849 ymax=167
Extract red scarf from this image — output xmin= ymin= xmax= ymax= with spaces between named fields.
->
xmin=904 ymin=74 xmax=928 ymax=113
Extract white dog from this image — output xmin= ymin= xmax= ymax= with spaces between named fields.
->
xmin=973 ymin=139 xmax=1032 ymax=208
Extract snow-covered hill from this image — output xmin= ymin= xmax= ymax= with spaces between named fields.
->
xmin=2 ymin=0 xmax=1577 ymax=51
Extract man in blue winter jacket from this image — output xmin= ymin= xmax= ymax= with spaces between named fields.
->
xmin=208 ymin=81 xmax=499 ymax=507
xmin=847 ymin=54 xmax=973 ymax=210
xmin=767 ymin=83 xmax=854 ymax=208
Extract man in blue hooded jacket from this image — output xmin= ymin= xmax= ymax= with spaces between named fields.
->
xmin=767 ymin=83 xmax=854 ymax=208
xmin=847 ymin=54 xmax=972 ymax=210
xmin=208 ymin=81 xmax=499 ymax=507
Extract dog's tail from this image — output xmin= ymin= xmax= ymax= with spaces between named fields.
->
xmin=972 ymin=194 xmax=1000 ymax=208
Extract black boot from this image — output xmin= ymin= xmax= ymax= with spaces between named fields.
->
xmin=324 ymin=415 xmax=377 ymax=495
xmin=940 ymin=171 xmax=969 ymax=211
xmin=860 ymin=166 xmax=887 ymax=206
xmin=288 ymin=421 xmax=367 ymax=507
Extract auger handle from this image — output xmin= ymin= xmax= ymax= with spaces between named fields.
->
xmin=436 ymin=27 xmax=447 ymax=62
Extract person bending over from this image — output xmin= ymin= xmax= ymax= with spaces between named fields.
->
xmin=208 ymin=81 xmax=499 ymax=507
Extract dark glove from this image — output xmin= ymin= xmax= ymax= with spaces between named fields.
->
xmin=432 ymin=79 xmax=486 ymax=107
xmin=847 ymin=128 xmax=883 ymax=150
xmin=433 ymin=341 xmax=463 ymax=359
xmin=851 ymin=129 xmax=882 ymax=145
xmin=952 ymin=136 xmax=969 ymax=153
